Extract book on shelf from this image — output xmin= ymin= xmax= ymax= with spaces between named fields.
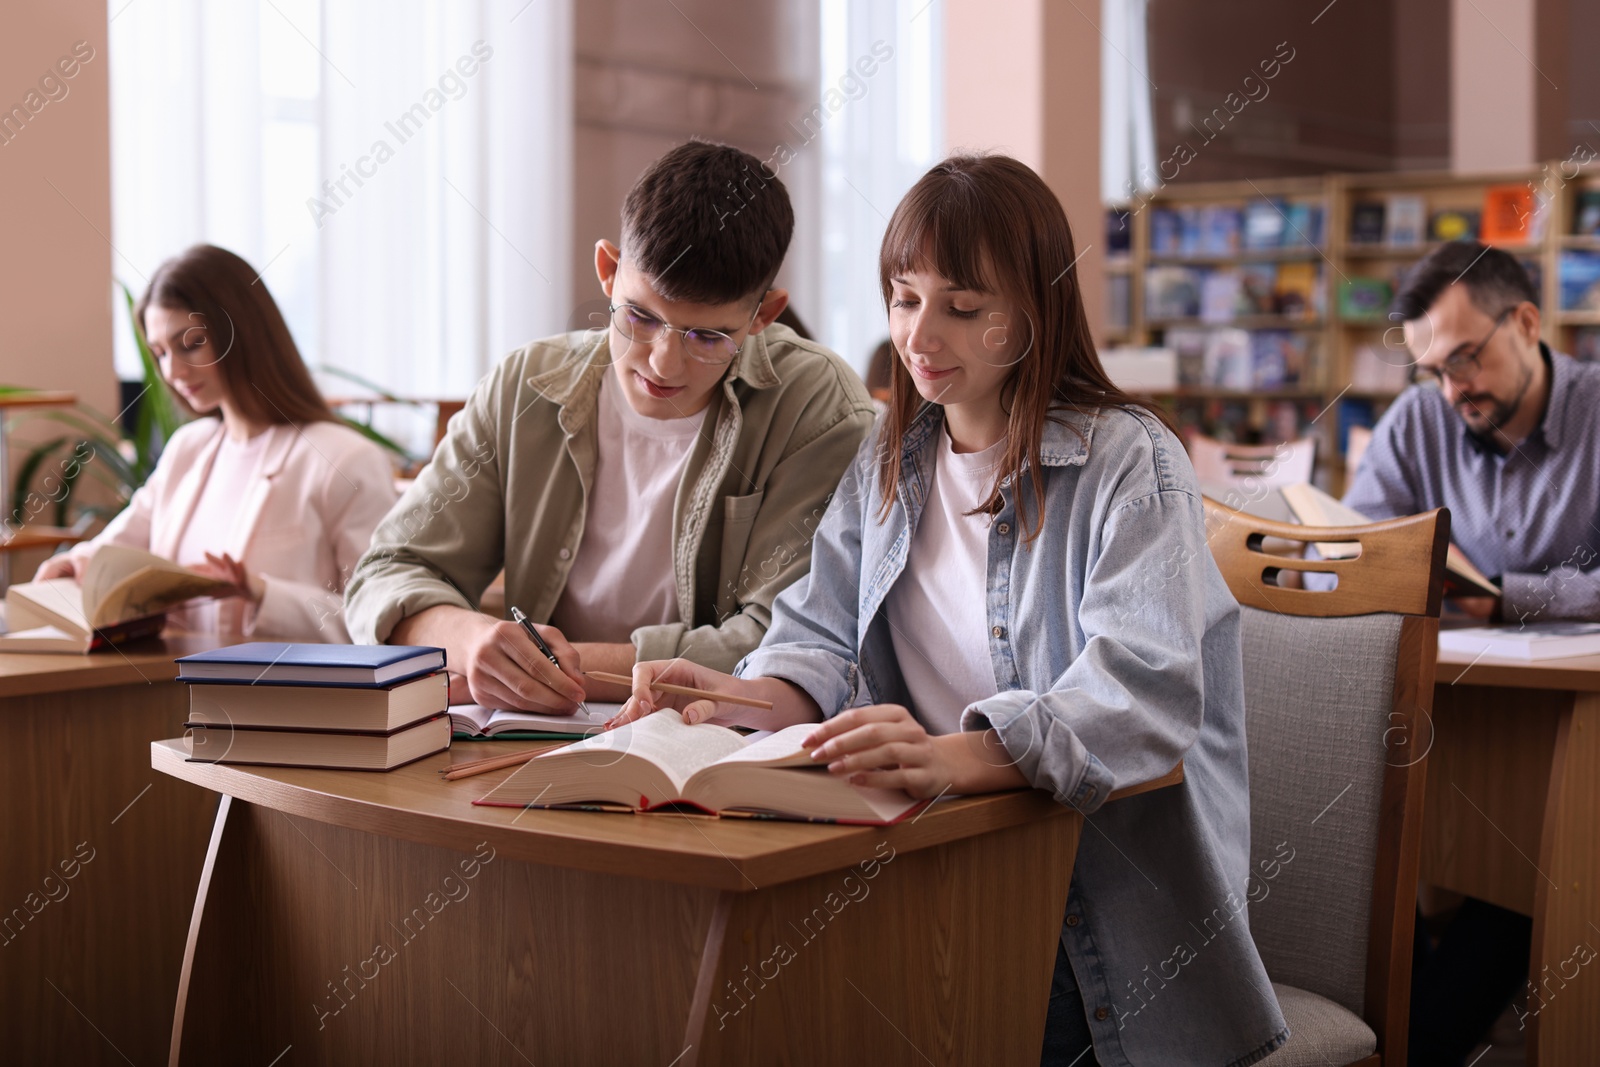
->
xmin=1573 ymin=190 xmax=1600 ymax=235
xmin=1279 ymin=482 xmax=1501 ymax=598
xmin=1281 ymin=201 xmax=1323 ymax=248
xmin=1558 ymin=249 xmax=1600 ymax=311
xmin=1200 ymin=270 xmax=1243 ymax=324
xmin=1 ymin=545 xmax=231 ymax=653
xmin=449 ymin=702 xmax=620 ymax=740
xmin=175 ymin=642 xmax=445 ymax=686
xmin=1338 ymin=277 xmax=1394 ymax=321
xmin=1105 ymin=207 xmax=1132 ymax=254
xmin=1384 ymin=194 xmax=1426 ymax=247
xmin=1571 ymin=326 xmax=1600 ymax=363
xmin=1249 ymin=331 xmax=1309 ymax=388
xmin=1145 ymin=265 xmax=1203 ymax=320
xmin=1242 ymin=199 xmax=1286 ymax=250
xmin=1350 ymin=344 xmax=1411 ymax=394
xmin=1271 ymin=262 xmax=1320 ymax=318
xmin=475 ymin=709 xmax=926 ymax=825
xmin=1481 ymin=184 xmax=1535 ymax=245
xmin=1151 ymin=208 xmax=1181 ymax=255
xmin=1237 ymin=263 xmax=1279 ymax=315
xmin=184 ymin=713 xmax=451 ymax=770
xmin=1107 ymin=274 xmax=1132 ymax=330
xmin=186 ymin=671 xmax=450 ymax=733
xmin=1178 ymin=205 xmax=1205 ymax=256
xmin=1337 ymin=398 xmax=1377 ymax=453
xmin=1164 ymin=326 xmax=1211 ymax=386
xmin=1428 ymin=207 xmax=1480 ymax=243
xmin=1201 ymin=204 xmax=1243 ymax=255
xmin=1202 ymin=328 xmax=1255 ymax=390
xmin=1438 ymin=622 xmax=1600 ymax=662
xmin=1349 ymin=201 xmax=1387 ymax=245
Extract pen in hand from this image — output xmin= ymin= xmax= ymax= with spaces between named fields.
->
xmin=509 ymin=606 xmax=590 ymax=716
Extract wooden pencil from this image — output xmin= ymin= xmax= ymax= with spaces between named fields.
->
xmin=584 ymin=671 xmax=775 ymax=710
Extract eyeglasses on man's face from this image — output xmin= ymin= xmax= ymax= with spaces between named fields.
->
xmin=608 ymin=296 xmax=766 ymax=365
xmin=1409 ymin=306 xmax=1513 ymax=388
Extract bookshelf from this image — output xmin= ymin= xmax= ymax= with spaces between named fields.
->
xmin=1104 ymin=163 xmax=1597 ymax=493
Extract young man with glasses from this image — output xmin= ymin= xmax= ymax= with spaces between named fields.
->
xmin=345 ymin=141 xmax=874 ymax=711
xmin=1346 ymin=241 xmax=1600 ymax=625
xmin=1343 ymin=241 xmax=1600 ymax=1067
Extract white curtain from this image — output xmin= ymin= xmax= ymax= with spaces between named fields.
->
xmin=109 ymin=0 xmax=572 ymax=447
xmin=819 ymin=0 xmax=944 ymax=375
xmin=1100 ymin=0 xmax=1157 ymax=203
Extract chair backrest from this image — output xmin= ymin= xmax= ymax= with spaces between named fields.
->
xmin=1188 ymin=434 xmax=1316 ymax=488
xmin=1346 ymin=426 xmax=1374 ymax=481
xmin=1203 ymin=497 xmax=1447 ymax=1067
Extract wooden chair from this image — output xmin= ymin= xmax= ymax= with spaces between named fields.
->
xmin=1189 ymin=433 xmax=1316 ymax=488
xmin=1202 ymin=497 xmax=1448 ymax=1067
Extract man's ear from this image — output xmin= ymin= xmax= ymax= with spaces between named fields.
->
xmin=595 ymin=239 xmax=622 ymax=298
xmin=750 ymin=288 xmax=790 ymax=334
xmin=1513 ymin=299 xmax=1541 ymax=348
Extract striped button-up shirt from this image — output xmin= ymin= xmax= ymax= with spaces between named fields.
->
xmin=1345 ymin=346 xmax=1600 ymax=622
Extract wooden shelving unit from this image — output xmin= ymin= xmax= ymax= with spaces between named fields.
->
xmin=1103 ymin=162 xmax=1599 ymax=493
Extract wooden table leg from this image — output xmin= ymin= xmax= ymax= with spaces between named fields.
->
xmin=0 ymin=681 xmax=215 ymax=1065
xmin=172 ymin=798 xmax=1079 ymax=1066
xmin=1527 ymin=693 xmax=1600 ymax=1065
xmin=1423 ymin=684 xmax=1600 ymax=1066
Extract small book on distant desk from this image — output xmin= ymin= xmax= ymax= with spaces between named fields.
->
xmin=449 ymin=702 xmax=620 ymax=741
xmin=475 ymin=709 xmax=925 ymax=825
xmin=1439 ymin=622 xmax=1600 ymax=661
xmin=184 ymin=713 xmax=451 ymax=770
xmin=1279 ymin=482 xmax=1502 ymax=598
xmin=1 ymin=545 xmax=230 ymax=653
xmin=175 ymin=642 xmax=445 ymax=686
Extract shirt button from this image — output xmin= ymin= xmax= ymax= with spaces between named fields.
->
xmin=559 ymin=548 xmax=572 ymax=560
xmin=992 ymin=625 xmax=1005 ymax=639
xmin=1095 ymin=1007 xmax=1110 ymax=1021
xmin=1505 ymin=530 xmax=1515 ymax=539
xmin=1065 ymin=915 xmax=1080 ymax=927
xmin=997 ymin=522 xmax=1011 ymax=535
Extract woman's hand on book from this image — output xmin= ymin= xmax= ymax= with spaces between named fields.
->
xmin=34 ymin=553 xmax=85 ymax=582
xmin=803 ymin=705 xmax=1027 ymax=799
xmin=611 ymin=659 xmax=748 ymax=728
xmin=194 ymin=552 xmax=263 ymax=603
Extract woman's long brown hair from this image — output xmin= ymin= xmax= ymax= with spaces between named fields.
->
xmin=136 ymin=244 xmax=335 ymax=426
xmin=876 ymin=154 xmax=1169 ymax=541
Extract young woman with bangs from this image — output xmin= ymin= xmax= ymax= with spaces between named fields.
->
xmin=612 ymin=155 xmax=1287 ymax=1066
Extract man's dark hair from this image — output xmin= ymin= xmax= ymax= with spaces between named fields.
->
xmin=620 ymin=140 xmax=793 ymax=306
xmin=1392 ymin=241 xmax=1540 ymax=322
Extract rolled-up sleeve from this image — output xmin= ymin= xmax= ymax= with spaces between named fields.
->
xmin=963 ymin=489 xmax=1212 ymax=814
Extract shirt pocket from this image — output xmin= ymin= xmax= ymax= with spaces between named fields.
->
xmin=715 ymin=489 xmax=766 ymax=617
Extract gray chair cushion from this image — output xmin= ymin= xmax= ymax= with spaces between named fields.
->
xmin=1257 ymin=983 xmax=1377 ymax=1066
xmin=1239 ymin=606 xmax=1403 ymax=1017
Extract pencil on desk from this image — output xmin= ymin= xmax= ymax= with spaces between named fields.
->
xmin=440 ymin=748 xmax=541 ymax=781
xmin=585 ymin=670 xmax=775 ymax=710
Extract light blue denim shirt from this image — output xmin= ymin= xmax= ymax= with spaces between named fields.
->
xmin=738 ymin=402 xmax=1288 ymax=1067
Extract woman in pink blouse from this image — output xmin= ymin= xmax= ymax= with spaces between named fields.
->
xmin=36 ymin=245 xmax=397 ymax=642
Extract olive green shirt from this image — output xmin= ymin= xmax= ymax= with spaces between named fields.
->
xmin=344 ymin=324 xmax=876 ymax=671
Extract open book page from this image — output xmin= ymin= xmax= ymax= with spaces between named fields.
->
xmin=546 ymin=709 xmax=748 ymax=794
xmin=84 ymin=545 xmax=230 ymax=628
xmin=700 ymin=723 xmax=823 ymax=769
xmin=449 ymin=702 xmax=621 ymax=736
xmin=9 ymin=578 xmax=90 ymax=634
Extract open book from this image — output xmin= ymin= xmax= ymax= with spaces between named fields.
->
xmin=2 ymin=545 xmax=231 ymax=652
xmin=449 ymin=702 xmax=621 ymax=740
xmin=474 ymin=709 xmax=925 ymax=825
xmin=1280 ymin=482 xmax=1501 ymax=598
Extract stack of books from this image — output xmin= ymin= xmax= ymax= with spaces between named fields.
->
xmin=175 ymin=643 xmax=450 ymax=770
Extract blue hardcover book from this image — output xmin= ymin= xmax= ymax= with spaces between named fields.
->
xmin=175 ymin=643 xmax=446 ymax=687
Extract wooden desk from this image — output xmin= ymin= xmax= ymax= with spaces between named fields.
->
xmin=153 ymin=739 xmax=1180 ymax=1066
xmin=1423 ymin=648 xmax=1600 ymax=1066
xmin=0 ymin=636 xmax=222 ymax=1066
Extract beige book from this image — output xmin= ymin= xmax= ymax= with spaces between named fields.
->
xmin=2 ymin=545 xmax=230 ymax=653
xmin=475 ymin=709 xmax=924 ymax=825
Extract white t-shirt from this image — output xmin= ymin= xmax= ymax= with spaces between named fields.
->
xmin=884 ymin=427 xmax=1006 ymax=736
xmin=548 ymin=372 xmax=709 ymax=644
xmin=171 ymin=429 xmax=272 ymax=633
